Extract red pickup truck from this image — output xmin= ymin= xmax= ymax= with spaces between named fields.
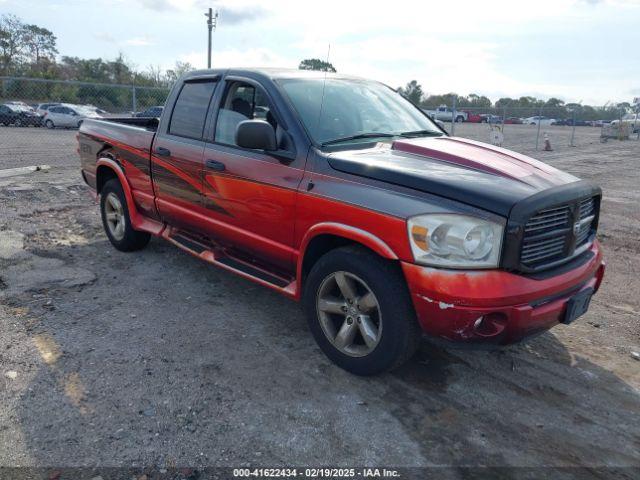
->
xmin=78 ymin=68 xmax=605 ymax=375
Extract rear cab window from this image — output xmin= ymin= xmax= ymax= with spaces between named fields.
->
xmin=169 ymin=81 xmax=217 ymax=139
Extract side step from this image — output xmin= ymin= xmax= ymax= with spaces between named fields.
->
xmin=164 ymin=229 xmax=296 ymax=297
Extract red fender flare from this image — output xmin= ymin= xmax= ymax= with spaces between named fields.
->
xmin=294 ymin=222 xmax=398 ymax=298
xmin=96 ymin=158 xmax=164 ymax=235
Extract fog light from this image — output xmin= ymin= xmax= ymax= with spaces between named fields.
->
xmin=473 ymin=312 xmax=507 ymax=337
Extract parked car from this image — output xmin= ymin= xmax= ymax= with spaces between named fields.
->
xmin=35 ymin=102 xmax=61 ymax=116
xmin=43 ymin=104 xmax=102 ymax=129
xmin=0 ymin=103 xmax=43 ymax=126
xmin=480 ymin=114 xmax=503 ymax=124
xmin=552 ymin=119 xmax=590 ymax=127
xmin=83 ymin=104 xmax=108 ymax=115
xmin=504 ymin=117 xmax=523 ymax=124
xmin=464 ymin=111 xmax=483 ymax=123
xmin=424 ymin=105 xmax=467 ymax=122
xmin=5 ymin=100 xmax=33 ymax=109
xmin=135 ymin=106 xmax=164 ymax=118
xmin=524 ymin=116 xmax=555 ymax=126
xmin=611 ymin=113 xmax=640 ymax=133
xmin=78 ymin=68 xmax=605 ymax=375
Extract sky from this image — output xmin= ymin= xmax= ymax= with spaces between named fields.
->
xmin=2 ymin=0 xmax=639 ymax=105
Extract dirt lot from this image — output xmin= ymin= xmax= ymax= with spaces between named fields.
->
xmin=0 ymin=124 xmax=639 ymax=475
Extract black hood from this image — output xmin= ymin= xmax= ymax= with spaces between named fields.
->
xmin=326 ymin=136 xmax=581 ymax=217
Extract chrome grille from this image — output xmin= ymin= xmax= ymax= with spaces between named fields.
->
xmin=520 ymin=196 xmax=598 ymax=270
xmin=576 ymin=197 xmax=595 ymax=247
xmin=524 ymin=205 xmax=571 ymax=234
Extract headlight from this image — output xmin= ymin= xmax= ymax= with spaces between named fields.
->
xmin=407 ymin=214 xmax=503 ymax=268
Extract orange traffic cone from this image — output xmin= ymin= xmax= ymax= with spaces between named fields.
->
xmin=543 ymin=133 xmax=553 ymax=151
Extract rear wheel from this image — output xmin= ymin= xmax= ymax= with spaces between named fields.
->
xmin=100 ymin=179 xmax=150 ymax=252
xmin=455 ymin=116 xmax=464 ymax=123
xmin=303 ymin=246 xmax=421 ymax=375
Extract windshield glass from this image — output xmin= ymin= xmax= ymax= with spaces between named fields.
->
xmin=10 ymin=105 xmax=32 ymax=112
xmin=278 ymin=77 xmax=442 ymax=146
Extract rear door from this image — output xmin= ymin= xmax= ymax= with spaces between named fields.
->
xmin=151 ymin=78 xmax=219 ymax=232
xmin=50 ymin=106 xmax=73 ymax=126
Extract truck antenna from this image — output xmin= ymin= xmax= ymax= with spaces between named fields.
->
xmin=315 ymin=43 xmax=331 ymax=132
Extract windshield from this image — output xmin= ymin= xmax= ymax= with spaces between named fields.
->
xmin=10 ymin=105 xmax=32 ymax=112
xmin=277 ymin=77 xmax=442 ymax=146
xmin=76 ymin=106 xmax=97 ymax=115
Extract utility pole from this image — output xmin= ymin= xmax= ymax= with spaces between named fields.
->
xmin=205 ymin=8 xmax=218 ymax=69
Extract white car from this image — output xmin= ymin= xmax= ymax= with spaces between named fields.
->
xmin=524 ymin=116 xmax=555 ymax=126
xmin=35 ymin=102 xmax=61 ymax=116
xmin=423 ymin=106 xmax=468 ymax=123
xmin=611 ymin=113 xmax=639 ymax=133
xmin=43 ymin=104 xmax=102 ymax=129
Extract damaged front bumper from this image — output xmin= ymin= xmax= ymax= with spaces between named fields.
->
xmin=401 ymin=241 xmax=605 ymax=344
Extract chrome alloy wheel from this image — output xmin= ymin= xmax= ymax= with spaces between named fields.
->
xmin=104 ymin=192 xmax=125 ymax=241
xmin=316 ymin=271 xmax=382 ymax=357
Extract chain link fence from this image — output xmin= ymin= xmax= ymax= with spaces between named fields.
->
xmin=0 ymin=77 xmax=171 ymax=169
xmin=0 ymin=76 xmax=638 ymax=170
xmin=421 ymin=103 xmax=640 ymax=152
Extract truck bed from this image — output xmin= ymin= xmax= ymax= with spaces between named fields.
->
xmin=99 ymin=116 xmax=160 ymax=131
xmin=78 ymin=117 xmax=159 ymax=220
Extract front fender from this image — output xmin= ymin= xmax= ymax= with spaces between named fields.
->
xmin=294 ymin=222 xmax=399 ymax=299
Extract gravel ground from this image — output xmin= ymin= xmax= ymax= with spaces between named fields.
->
xmin=0 ymin=124 xmax=639 ymax=475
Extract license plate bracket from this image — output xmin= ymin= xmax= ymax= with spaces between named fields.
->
xmin=562 ymin=288 xmax=594 ymax=325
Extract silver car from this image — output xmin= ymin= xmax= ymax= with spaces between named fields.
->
xmin=43 ymin=104 xmax=101 ymax=129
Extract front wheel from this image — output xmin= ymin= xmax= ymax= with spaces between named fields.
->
xmin=100 ymin=179 xmax=151 ymax=252
xmin=303 ymin=246 xmax=421 ymax=375
xmin=45 ymin=119 xmax=54 ymax=129
xmin=455 ymin=116 xmax=464 ymax=123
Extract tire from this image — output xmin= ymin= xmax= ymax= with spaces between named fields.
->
xmin=455 ymin=116 xmax=464 ymax=123
xmin=303 ymin=245 xmax=421 ymax=376
xmin=100 ymin=179 xmax=151 ymax=252
xmin=15 ymin=119 xmax=23 ymax=127
xmin=45 ymin=119 xmax=54 ymax=129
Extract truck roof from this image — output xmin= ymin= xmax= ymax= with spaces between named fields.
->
xmin=182 ymin=67 xmax=366 ymax=83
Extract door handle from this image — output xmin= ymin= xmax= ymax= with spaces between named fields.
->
xmin=205 ymin=159 xmax=226 ymax=171
xmin=155 ymin=147 xmax=171 ymax=157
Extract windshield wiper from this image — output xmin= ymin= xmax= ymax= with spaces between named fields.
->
xmin=398 ymin=129 xmax=443 ymax=138
xmin=320 ymin=132 xmax=395 ymax=147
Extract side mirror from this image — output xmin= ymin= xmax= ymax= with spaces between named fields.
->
xmin=236 ymin=120 xmax=277 ymax=151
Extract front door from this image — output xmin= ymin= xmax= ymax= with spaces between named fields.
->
xmin=200 ymin=78 xmax=305 ymax=270
xmin=151 ymin=79 xmax=218 ymax=233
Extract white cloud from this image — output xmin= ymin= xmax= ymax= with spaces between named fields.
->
xmin=178 ymin=47 xmax=294 ymax=70
xmin=123 ymin=36 xmax=155 ymax=47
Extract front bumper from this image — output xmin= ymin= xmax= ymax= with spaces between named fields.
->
xmin=402 ymin=241 xmax=605 ymax=344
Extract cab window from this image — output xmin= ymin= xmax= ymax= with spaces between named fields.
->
xmin=214 ymin=81 xmax=279 ymax=147
xmin=169 ymin=81 xmax=217 ymax=140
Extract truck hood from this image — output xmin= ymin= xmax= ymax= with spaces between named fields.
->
xmin=326 ymin=136 xmax=579 ymax=216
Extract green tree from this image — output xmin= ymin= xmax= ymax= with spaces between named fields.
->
xmin=165 ymin=61 xmax=194 ymax=84
xmin=22 ymin=24 xmax=57 ymax=64
xmin=0 ymin=14 xmax=26 ymax=74
xmin=298 ymin=58 xmax=336 ymax=72
xmin=398 ymin=80 xmax=424 ymax=105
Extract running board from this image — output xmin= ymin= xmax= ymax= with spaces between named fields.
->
xmin=163 ymin=228 xmax=296 ymax=297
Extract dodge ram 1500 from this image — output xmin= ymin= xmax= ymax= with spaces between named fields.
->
xmin=78 ymin=68 xmax=605 ymax=375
